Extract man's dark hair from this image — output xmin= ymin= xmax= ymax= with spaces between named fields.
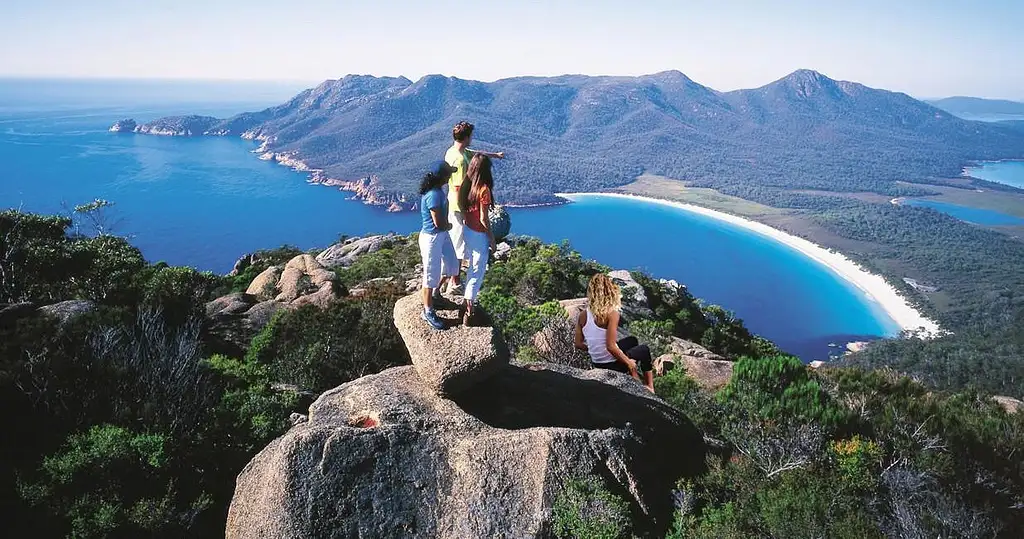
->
xmin=452 ymin=121 xmax=474 ymax=142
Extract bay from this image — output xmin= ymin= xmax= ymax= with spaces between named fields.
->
xmin=0 ymin=80 xmax=900 ymax=361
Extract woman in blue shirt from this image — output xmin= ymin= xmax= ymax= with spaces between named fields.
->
xmin=419 ymin=161 xmax=459 ymax=329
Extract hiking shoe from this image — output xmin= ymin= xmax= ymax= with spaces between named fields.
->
xmin=421 ymin=309 xmax=445 ymax=330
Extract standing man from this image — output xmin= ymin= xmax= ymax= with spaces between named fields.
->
xmin=444 ymin=121 xmax=504 ymax=293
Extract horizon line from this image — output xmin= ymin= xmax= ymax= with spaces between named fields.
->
xmin=0 ymin=72 xmax=1020 ymax=102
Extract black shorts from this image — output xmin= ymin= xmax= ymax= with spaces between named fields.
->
xmin=592 ymin=336 xmax=653 ymax=373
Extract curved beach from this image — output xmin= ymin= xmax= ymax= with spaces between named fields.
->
xmin=557 ymin=192 xmax=942 ymax=338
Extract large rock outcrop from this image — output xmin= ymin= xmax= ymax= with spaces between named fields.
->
xmin=226 ymin=294 xmax=707 ymax=538
xmin=316 ymin=234 xmax=397 ymax=268
xmin=205 ymin=254 xmax=341 ymax=354
xmin=655 ymin=338 xmax=733 ymax=389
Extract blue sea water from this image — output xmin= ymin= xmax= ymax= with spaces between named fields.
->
xmin=901 ymin=199 xmax=1024 ymax=226
xmin=965 ymin=160 xmax=1024 ymax=189
xmin=0 ymin=80 xmax=900 ymax=361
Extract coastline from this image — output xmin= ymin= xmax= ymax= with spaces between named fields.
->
xmin=961 ymin=158 xmax=1024 ymax=179
xmin=556 ymin=192 xmax=943 ymax=338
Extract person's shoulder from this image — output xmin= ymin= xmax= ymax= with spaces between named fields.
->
xmin=444 ymin=145 xmax=459 ymax=161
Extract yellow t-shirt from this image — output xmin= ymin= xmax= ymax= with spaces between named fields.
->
xmin=445 ymin=144 xmax=472 ymax=211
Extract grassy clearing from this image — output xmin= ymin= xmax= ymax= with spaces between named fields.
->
xmin=612 ymin=174 xmax=788 ymax=219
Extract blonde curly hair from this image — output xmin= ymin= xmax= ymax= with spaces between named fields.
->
xmin=587 ymin=274 xmax=622 ymax=325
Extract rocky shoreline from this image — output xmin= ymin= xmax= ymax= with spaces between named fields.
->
xmin=111 ymin=117 xmax=417 ymax=211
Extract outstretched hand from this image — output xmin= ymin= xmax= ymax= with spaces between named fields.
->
xmin=495 ymin=151 xmax=505 ymax=159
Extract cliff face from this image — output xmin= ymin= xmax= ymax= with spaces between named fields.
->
xmin=224 ymin=294 xmax=706 ymax=538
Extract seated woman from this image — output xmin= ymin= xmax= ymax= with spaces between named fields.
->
xmin=574 ymin=273 xmax=655 ymax=393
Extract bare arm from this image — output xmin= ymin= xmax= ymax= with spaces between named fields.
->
xmin=430 ymin=208 xmax=450 ymax=231
xmin=467 ymin=148 xmax=505 ymax=159
xmin=604 ymin=311 xmax=638 ymax=375
xmin=574 ymin=311 xmax=588 ymax=351
xmin=481 ymin=199 xmax=497 ymax=247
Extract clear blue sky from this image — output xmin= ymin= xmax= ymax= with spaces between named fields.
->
xmin=3 ymin=0 xmax=1022 ymax=98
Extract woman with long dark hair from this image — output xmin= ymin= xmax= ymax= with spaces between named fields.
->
xmin=418 ymin=160 xmax=459 ymax=330
xmin=457 ymin=154 xmax=496 ymax=325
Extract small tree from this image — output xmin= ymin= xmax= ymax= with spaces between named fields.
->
xmin=552 ymin=475 xmax=632 ymax=539
xmin=72 ymin=199 xmax=122 ymax=237
xmin=718 ymin=355 xmax=847 ymax=427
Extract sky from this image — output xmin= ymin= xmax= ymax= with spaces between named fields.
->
xmin=2 ymin=0 xmax=1022 ymax=99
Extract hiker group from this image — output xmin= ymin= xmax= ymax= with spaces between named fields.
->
xmin=417 ymin=121 xmax=655 ymax=393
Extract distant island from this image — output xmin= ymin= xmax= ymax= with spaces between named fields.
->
xmin=927 ymin=96 xmax=1024 ymax=120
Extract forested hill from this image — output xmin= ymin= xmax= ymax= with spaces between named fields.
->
xmin=129 ymin=70 xmax=1024 ymax=205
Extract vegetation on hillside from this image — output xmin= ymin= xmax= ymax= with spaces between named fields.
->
xmin=143 ymin=70 xmax=1024 ymax=208
xmin=656 ymin=361 xmax=1024 ymax=538
xmin=2 ymin=209 xmax=1022 ymax=537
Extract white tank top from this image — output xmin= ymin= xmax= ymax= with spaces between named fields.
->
xmin=583 ymin=309 xmax=615 ymax=364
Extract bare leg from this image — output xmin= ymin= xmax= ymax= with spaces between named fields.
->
xmin=421 ymin=286 xmax=433 ymax=311
xmin=644 ymin=371 xmax=655 ymax=394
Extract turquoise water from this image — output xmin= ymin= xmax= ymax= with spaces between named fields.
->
xmin=901 ymin=199 xmax=1024 ymax=226
xmin=0 ymin=80 xmax=900 ymax=361
xmin=965 ymin=160 xmax=1024 ymax=189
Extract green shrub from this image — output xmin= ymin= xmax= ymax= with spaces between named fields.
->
xmin=332 ymin=237 xmax=418 ymax=287
xmin=19 ymin=424 xmax=209 ymax=538
xmin=478 ymin=290 xmax=547 ymax=355
xmin=829 ymin=436 xmax=883 ymax=492
xmin=552 ymin=476 xmax=631 ymax=539
xmin=68 ymin=234 xmax=146 ymax=304
xmin=719 ymin=355 xmax=847 ymax=427
xmin=653 ymin=368 xmax=701 ymax=410
xmin=204 ymin=354 xmax=296 ymax=453
xmin=756 ymin=469 xmax=880 ymax=539
xmin=627 ymin=318 xmax=675 ymax=358
xmin=484 ymin=238 xmax=605 ymax=304
xmin=668 ymin=501 xmax=746 ymax=539
xmin=245 ymin=296 xmax=409 ymax=392
xmin=137 ymin=265 xmax=221 ymax=326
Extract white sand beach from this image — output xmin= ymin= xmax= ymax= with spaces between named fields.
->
xmin=557 ymin=192 xmax=943 ymax=338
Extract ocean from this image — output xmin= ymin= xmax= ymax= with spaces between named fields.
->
xmin=1 ymin=79 xmax=900 ymax=361
xmin=965 ymin=160 xmax=1024 ymax=189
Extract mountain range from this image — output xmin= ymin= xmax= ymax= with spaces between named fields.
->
xmin=124 ymin=69 xmax=1024 ymax=207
